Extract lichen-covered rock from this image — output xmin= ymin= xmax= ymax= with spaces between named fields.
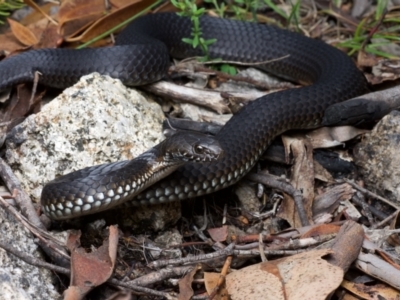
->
xmin=5 ymin=73 xmax=165 ymax=202
xmin=354 ymin=111 xmax=400 ymax=205
xmin=0 ymin=209 xmax=60 ymax=300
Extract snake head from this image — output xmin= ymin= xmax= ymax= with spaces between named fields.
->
xmin=160 ymin=131 xmax=223 ymax=163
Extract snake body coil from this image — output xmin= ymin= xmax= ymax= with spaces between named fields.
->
xmin=0 ymin=13 xmax=369 ymax=219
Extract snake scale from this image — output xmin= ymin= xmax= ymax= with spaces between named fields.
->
xmin=0 ymin=13 xmax=369 ymax=219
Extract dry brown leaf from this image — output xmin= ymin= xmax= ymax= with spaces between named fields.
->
xmin=0 ymin=84 xmax=44 ymax=137
xmin=208 ymin=226 xmax=228 ymax=242
xmin=227 ymin=262 xmax=283 ymax=299
xmin=1 ymin=3 xmax=60 ymax=52
xmin=58 ymin=0 xmax=106 ymax=38
xmin=64 ymin=226 xmax=119 ymax=299
xmin=300 ymin=223 xmax=341 ymax=238
xmin=28 ymin=18 xmax=62 ymax=49
xmin=22 ymin=0 xmax=57 ymax=25
xmin=226 ymin=249 xmax=343 ymax=300
xmin=35 ymin=22 xmax=62 ymax=49
xmin=357 ymin=50 xmax=381 ymax=68
xmin=367 ymin=59 xmax=400 ymax=85
xmin=341 ymin=280 xmax=400 ymax=300
xmin=204 ymin=272 xmax=229 ymax=300
xmin=341 ymin=293 xmax=362 ymax=300
xmin=65 ymin=0 xmax=157 ymax=43
xmin=313 ymin=159 xmax=334 ymax=183
xmin=0 ymin=31 xmax=26 ymax=53
xmin=110 ymin=0 xmax=141 ymax=8
xmin=7 ymin=18 xmax=38 ymax=46
xmin=178 ymin=265 xmax=198 ymax=300
xmin=387 ymin=211 xmax=400 ymax=247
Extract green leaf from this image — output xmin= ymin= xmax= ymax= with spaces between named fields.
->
xmin=182 ymin=37 xmax=194 ymax=45
xmin=193 ymin=35 xmax=199 ymax=48
xmin=193 ymin=17 xmax=200 ymax=28
xmin=195 ymin=7 xmax=205 ymax=16
xmin=366 ymin=44 xmax=397 ymax=59
xmin=220 ymin=64 xmax=237 ymax=75
xmin=375 ymin=0 xmax=388 ymax=20
xmin=354 ymin=18 xmax=366 ymax=38
xmin=204 ymin=38 xmax=217 ymax=45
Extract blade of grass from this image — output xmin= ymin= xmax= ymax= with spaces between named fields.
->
xmin=263 ymin=0 xmax=288 ymax=19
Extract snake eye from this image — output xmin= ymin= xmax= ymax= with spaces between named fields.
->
xmin=194 ymin=145 xmax=204 ymax=154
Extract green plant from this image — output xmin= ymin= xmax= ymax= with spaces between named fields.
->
xmin=286 ymin=0 xmax=300 ymax=28
xmin=262 ymin=0 xmax=288 ymax=20
xmin=204 ymin=0 xmax=225 ymax=17
xmin=171 ymin=0 xmax=217 ymax=61
xmin=336 ymin=3 xmax=399 ymax=59
xmin=233 ymin=0 xmax=260 ymax=21
xmin=0 ymin=0 xmax=24 ymax=24
xmin=375 ymin=0 xmax=388 ymax=21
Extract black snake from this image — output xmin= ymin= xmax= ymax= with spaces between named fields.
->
xmin=0 ymin=13 xmax=369 ymax=219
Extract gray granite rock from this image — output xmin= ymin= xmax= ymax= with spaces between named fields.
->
xmin=0 ymin=210 xmax=60 ymax=300
xmin=354 ymin=111 xmax=400 ymax=205
xmin=5 ymin=73 xmax=165 ymax=202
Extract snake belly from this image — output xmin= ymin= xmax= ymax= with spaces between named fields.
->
xmin=0 ymin=13 xmax=369 ymax=217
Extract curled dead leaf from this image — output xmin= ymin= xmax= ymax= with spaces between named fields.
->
xmin=7 ymin=18 xmax=38 ymax=46
xmin=64 ymin=226 xmax=119 ymax=300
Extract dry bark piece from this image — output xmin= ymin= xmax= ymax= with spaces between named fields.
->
xmin=356 ymin=252 xmax=400 ymax=290
xmin=277 ymin=136 xmax=314 ymax=227
xmin=306 ymin=126 xmax=368 ymax=148
xmin=325 ymin=220 xmax=364 ymax=272
xmin=312 ymin=183 xmax=355 ymax=219
xmin=341 ymin=280 xmax=400 ymax=299
xmin=322 ymin=86 xmax=400 ymax=126
xmin=144 ymin=81 xmax=230 ymax=114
